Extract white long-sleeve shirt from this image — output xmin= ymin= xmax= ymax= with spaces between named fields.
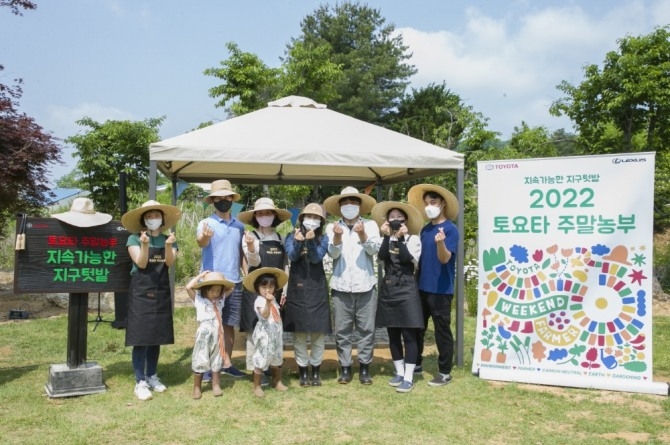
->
xmin=326 ymin=218 xmax=381 ymax=293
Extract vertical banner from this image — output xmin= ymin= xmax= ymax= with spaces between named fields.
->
xmin=474 ymin=153 xmax=668 ymax=395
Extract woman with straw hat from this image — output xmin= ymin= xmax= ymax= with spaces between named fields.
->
xmin=121 ymin=200 xmax=182 ymax=401
xmin=284 ymin=203 xmax=331 ymax=387
xmin=237 ymin=197 xmax=291 ymax=381
xmin=371 ymin=201 xmax=424 ymax=393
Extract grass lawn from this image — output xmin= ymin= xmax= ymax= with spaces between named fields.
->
xmin=0 ymin=308 xmax=669 ymax=445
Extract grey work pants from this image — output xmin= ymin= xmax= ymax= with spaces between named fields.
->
xmin=331 ymin=287 xmax=377 ymax=366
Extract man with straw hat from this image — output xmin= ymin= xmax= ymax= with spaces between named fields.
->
xmin=121 ymin=199 xmax=182 ymax=401
xmin=324 ymin=186 xmax=380 ymax=385
xmin=407 ymin=183 xmax=459 ymax=387
xmin=196 ymin=179 xmax=247 ymax=379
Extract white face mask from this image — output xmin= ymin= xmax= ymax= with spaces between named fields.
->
xmin=340 ymin=204 xmax=360 ymax=220
xmin=144 ymin=218 xmax=162 ymax=231
xmin=424 ymin=205 xmax=442 ymax=220
xmin=255 ymin=215 xmax=274 ymax=228
xmin=302 ymin=218 xmax=321 ymax=231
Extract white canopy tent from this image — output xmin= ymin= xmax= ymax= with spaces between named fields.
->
xmin=148 ymin=96 xmax=467 ymax=365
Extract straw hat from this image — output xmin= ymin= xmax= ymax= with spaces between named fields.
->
xmin=121 ymin=200 xmax=182 ymax=233
xmin=371 ymin=201 xmax=423 ymax=235
xmin=51 ymin=197 xmax=112 ymax=228
xmin=297 ymin=202 xmax=325 ymax=222
xmin=191 ymin=271 xmax=234 ymax=290
xmin=243 ymin=267 xmax=288 ymax=292
xmin=407 ymin=184 xmax=459 ymax=221
xmin=323 ymin=186 xmax=377 ymax=218
xmin=203 ymin=179 xmax=241 ymax=204
xmin=237 ymin=197 xmax=292 ymax=225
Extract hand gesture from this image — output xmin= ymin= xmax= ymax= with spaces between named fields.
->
xmin=166 ymin=232 xmax=177 ymax=245
xmin=332 ymin=222 xmax=343 ymax=235
xmin=434 ymin=227 xmax=445 ymax=244
xmin=353 ymin=220 xmax=365 ymax=234
xmin=397 ymin=223 xmax=408 ymax=238
xmin=305 ymin=228 xmax=315 ymax=240
xmin=139 ymin=231 xmax=150 ymax=244
xmin=244 ymin=230 xmax=255 ymax=245
xmin=201 ymin=221 xmax=214 ymax=238
xmin=294 ymin=227 xmax=305 ymax=242
xmin=380 ymin=221 xmax=391 ymax=236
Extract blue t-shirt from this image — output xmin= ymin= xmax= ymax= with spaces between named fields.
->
xmin=417 ymin=220 xmax=459 ymax=295
xmin=197 ymin=214 xmax=244 ymax=283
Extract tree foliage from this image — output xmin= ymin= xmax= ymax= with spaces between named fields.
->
xmin=0 ymin=66 xmax=61 ymax=229
xmin=292 ymin=2 xmax=416 ymax=123
xmin=1 ymin=0 xmax=35 ymax=15
xmin=65 ymin=117 xmax=164 ymax=218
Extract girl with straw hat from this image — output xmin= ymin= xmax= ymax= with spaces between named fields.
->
xmin=243 ymin=267 xmax=289 ymax=397
xmin=371 ymin=201 xmax=424 ymax=393
xmin=186 ymin=270 xmax=234 ymax=399
xmin=121 ymin=200 xmax=182 ymax=401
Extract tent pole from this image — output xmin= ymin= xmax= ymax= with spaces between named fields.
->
xmin=149 ymin=161 xmax=158 ymax=200
xmin=456 ymin=168 xmax=465 ymax=367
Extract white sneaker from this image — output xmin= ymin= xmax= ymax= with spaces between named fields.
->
xmin=134 ymin=380 xmax=153 ymax=401
xmin=146 ymin=374 xmax=167 ymax=392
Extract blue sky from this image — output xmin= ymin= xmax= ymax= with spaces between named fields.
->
xmin=2 ymin=0 xmax=669 ymax=184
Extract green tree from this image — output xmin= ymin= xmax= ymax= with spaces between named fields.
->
xmin=65 ymin=117 xmax=164 ymax=217
xmin=204 ymin=42 xmax=281 ymax=117
xmin=550 ymin=25 xmax=670 ymax=154
xmin=55 ymin=168 xmax=83 ymax=189
xmin=293 ymin=2 xmax=416 ymax=123
xmin=508 ymin=122 xmax=556 ymax=158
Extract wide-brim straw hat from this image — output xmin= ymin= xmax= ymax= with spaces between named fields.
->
xmin=243 ymin=267 xmax=288 ymax=292
xmin=191 ymin=271 xmax=234 ymax=290
xmin=323 ymin=186 xmax=377 ymax=218
xmin=297 ymin=202 xmax=325 ymax=222
xmin=52 ymin=197 xmax=112 ymax=228
xmin=121 ymin=200 xmax=182 ymax=233
xmin=407 ymin=184 xmax=459 ymax=221
xmin=237 ymin=197 xmax=292 ymax=225
xmin=203 ymin=179 xmax=241 ymax=204
xmin=371 ymin=201 xmax=424 ymax=235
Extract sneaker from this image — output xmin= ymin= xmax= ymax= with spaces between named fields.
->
xmin=414 ymin=365 xmax=423 ymax=374
xmin=388 ymin=375 xmax=404 ymax=387
xmin=146 ymin=374 xmax=167 ymax=393
xmin=222 ymin=365 xmax=247 ymax=378
xmin=134 ymin=380 xmax=153 ymax=401
xmin=428 ymin=373 xmax=452 ymax=387
xmin=202 ymin=370 xmax=212 ymax=383
xmin=396 ymin=380 xmax=414 ymax=393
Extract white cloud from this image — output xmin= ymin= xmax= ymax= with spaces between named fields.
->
xmin=398 ymin=0 xmax=670 ymax=138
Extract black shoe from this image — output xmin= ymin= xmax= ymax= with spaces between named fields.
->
xmin=337 ymin=366 xmax=352 ymax=384
xmin=311 ymin=365 xmax=322 ymax=387
xmin=359 ymin=362 xmax=373 ymax=385
xmin=298 ymin=366 xmax=310 ymax=387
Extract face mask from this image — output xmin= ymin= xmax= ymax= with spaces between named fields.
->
xmin=340 ymin=204 xmax=360 ymax=220
xmin=256 ymin=215 xmax=274 ymax=228
xmin=302 ymin=218 xmax=321 ymax=231
xmin=144 ymin=218 xmax=162 ymax=231
xmin=425 ymin=205 xmax=442 ymax=220
xmin=389 ymin=220 xmax=405 ymax=231
xmin=214 ymin=199 xmax=233 ymax=213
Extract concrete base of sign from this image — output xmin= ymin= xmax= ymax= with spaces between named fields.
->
xmin=45 ymin=362 xmax=106 ymax=398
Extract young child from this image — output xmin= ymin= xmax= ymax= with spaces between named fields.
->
xmin=186 ymin=270 xmax=234 ymax=399
xmin=242 ymin=267 xmax=289 ymax=397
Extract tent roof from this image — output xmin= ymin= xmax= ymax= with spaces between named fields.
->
xmin=150 ymin=96 xmax=464 ymax=186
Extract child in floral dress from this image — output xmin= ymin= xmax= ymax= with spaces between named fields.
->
xmin=243 ymin=267 xmax=289 ymax=397
xmin=186 ymin=270 xmax=234 ymax=399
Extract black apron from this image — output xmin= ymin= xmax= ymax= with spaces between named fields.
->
xmin=283 ymin=240 xmax=332 ymax=333
xmin=376 ymin=237 xmax=424 ymax=329
xmin=125 ymin=244 xmax=175 ymax=346
xmin=240 ymin=232 xmax=285 ymax=332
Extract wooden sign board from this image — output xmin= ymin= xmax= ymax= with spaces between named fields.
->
xmin=13 ymin=217 xmax=132 ymax=294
